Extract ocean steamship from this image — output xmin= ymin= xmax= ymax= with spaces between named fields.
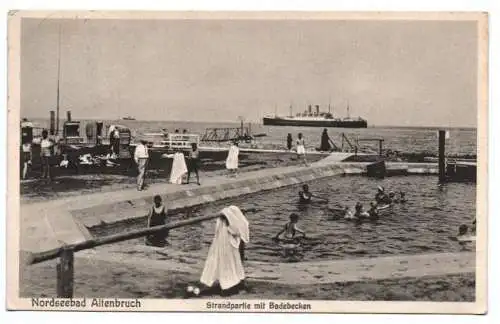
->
xmin=263 ymin=104 xmax=368 ymax=128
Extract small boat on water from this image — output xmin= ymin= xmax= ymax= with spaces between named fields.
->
xmin=122 ymin=116 xmax=136 ymax=121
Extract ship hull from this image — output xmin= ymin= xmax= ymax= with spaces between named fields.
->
xmin=263 ymin=117 xmax=367 ymax=128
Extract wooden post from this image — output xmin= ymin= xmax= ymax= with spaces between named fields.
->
xmin=438 ymin=130 xmax=446 ymax=183
xmin=56 ymin=247 xmax=74 ymax=298
xmin=379 ymin=140 xmax=383 ymax=156
xmin=67 ymin=111 xmax=72 ymax=122
xmin=50 ymin=111 xmax=56 ymax=135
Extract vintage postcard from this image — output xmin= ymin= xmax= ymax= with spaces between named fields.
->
xmin=6 ymin=11 xmax=488 ymax=314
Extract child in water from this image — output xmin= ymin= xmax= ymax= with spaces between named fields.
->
xmin=273 ymin=213 xmax=306 ymax=242
xmin=345 ymin=202 xmax=370 ymax=220
xmin=299 ymin=184 xmax=313 ymax=204
xmin=388 ymin=192 xmax=396 ymax=203
xmin=145 ymin=195 xmax=169 ymax=247
xmin=368 ymin=201 xmax=379 ymax=219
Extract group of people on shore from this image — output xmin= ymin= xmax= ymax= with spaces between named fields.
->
xmin=134 ymin=140 xmax=203 ymax=191
xmin=286 ymin=132 xmax=308 ymax=166
xmin=21 ymin=122 xmax=58 ymax=181
xmin=287 ymin=128 xmax=337 ymax=153
xmin=134 ymin=138 xmax=240 ymax=191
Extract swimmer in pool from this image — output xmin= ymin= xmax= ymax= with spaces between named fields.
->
xmin=354 ymin=202 xmax=370 ymax=219
xmin=388 ymin=192 xmax=396 ymax=204
xmin=458 ymin=224 xmax=469 ymax=237
xmin=375 ymin=186 xmax=390 ymax=205
xmin=298 ymin=184 xmax=313 ymax=204
xmin=345 ymin=202 xmax=370 ymax=220
xmin=367 ymin=201 xmax=379 ymax=219
xmin=398 ymin=191 xmax=407 ymax=203
xmin=273 ymin=213 xmax=306 ymax=242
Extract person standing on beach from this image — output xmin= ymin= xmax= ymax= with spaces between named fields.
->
xmin=32 ymin=130 xmax=54 ymax=181
xmin=187 ymin=142 xmax=201 ymax=185
xmin=200 ymin=205 xmax=249 ymax=296
xmin=20 ymin=119 xmax=33 ymax=180
xmin=226 ymin=141 xmax=240 ymax=177
xmin=286 ymin=133 xmax=293 ymax=151
xmin=319 ymin=128 xmax=336 ymax=152
xmin=134 ymin=139 xmax=149 ymax=191
xmin=296 ymin=133 xmax=308 ymax=166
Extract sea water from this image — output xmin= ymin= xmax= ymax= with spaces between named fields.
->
xmin=28 ymin=118 xmax=476 ymax=156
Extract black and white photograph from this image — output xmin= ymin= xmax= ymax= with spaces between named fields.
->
xmin=6 ymin=11 xmax=488 ymax=313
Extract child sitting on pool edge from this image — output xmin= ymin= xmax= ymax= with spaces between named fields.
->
xmin=145 ymin=195 xmax=169 ymax=248
xmin=273 ymin=213 xmax=306 ymax=242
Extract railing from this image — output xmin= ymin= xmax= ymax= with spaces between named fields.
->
xmin=356 ymin=137 xmax=385 ymax=156
xmin=341 ymin=133 xmax=358 ymax=153
xmin=201 ymin=127 xmax=250 ymax=142
xmin=162 ymin=134 xmax=200 ymax=150
xmin=25 ymin=207 xmax=256 ymax=298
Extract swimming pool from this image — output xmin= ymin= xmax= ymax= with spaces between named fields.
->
xmin=91 ymin=175 xmax=476 ymax=263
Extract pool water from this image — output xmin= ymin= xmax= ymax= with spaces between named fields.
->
xmin=94 ymin=175 xmax=476 ymax=263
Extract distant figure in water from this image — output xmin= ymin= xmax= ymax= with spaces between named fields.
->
xmin=346 ymin=202 xmax=369 ymax=220
xmin=368 ymin=201 xmax=379 ymax=219
xmin=319 ymin=128 xmax=333 ymax=152
xmin=394 ymin=191 xmax=407 ymax=203
xmin=458 ymin=224 xmax=468 ymax=237
xmin=375 ymin=186 xmax=391 ymax=205
xmin=175 ymin=129 xmax=180 ymax=133
xmin=298 ymin=184 xmax=313 ymax=204
xmin=145 ymin=195 xmax=169 ymax=247
xmin=274 ymin=213 xmax=306 ymax=242
xmin=286 ymin=133 xmax=293 ymax=151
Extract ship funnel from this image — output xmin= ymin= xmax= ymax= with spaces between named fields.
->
xmin=308 ymin=105 xmax=312 ymax=114
xmin=315 ymin=105 xmax=320 ymax=114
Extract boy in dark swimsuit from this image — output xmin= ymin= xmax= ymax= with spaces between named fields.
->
xmin=145 ymin=195 xmax=169 ymax=247
xmin=187 ymin=142 xmax=201 ymax=185
xmin=299 ymin=184 xmax=313 ymax=204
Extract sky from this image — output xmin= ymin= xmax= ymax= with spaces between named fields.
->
xmin=20 ymin=18 xmax=478 ymax=127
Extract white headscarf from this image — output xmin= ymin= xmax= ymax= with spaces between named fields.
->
xmin=221 ymin=205 xmax=250 ymax=248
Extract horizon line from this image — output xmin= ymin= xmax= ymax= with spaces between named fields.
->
xmin=22 ymin=115 xmax=477 ymax=130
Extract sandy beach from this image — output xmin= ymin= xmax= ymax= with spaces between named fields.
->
xmin=20 ymin=255 xmax=475 ymax=301
xmin=21 ymin=152 xmax=325 ymax=204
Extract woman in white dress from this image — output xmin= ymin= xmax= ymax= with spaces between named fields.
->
xmin=163 ymin=151 xmax=188 ymax=184
xmin=296 ymin=133 xmax=308 ymax=166
xmin=199 ymin=205 xmax=250 ymax=296
xmin=225 ymin=141 xmax=240 ymax=177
